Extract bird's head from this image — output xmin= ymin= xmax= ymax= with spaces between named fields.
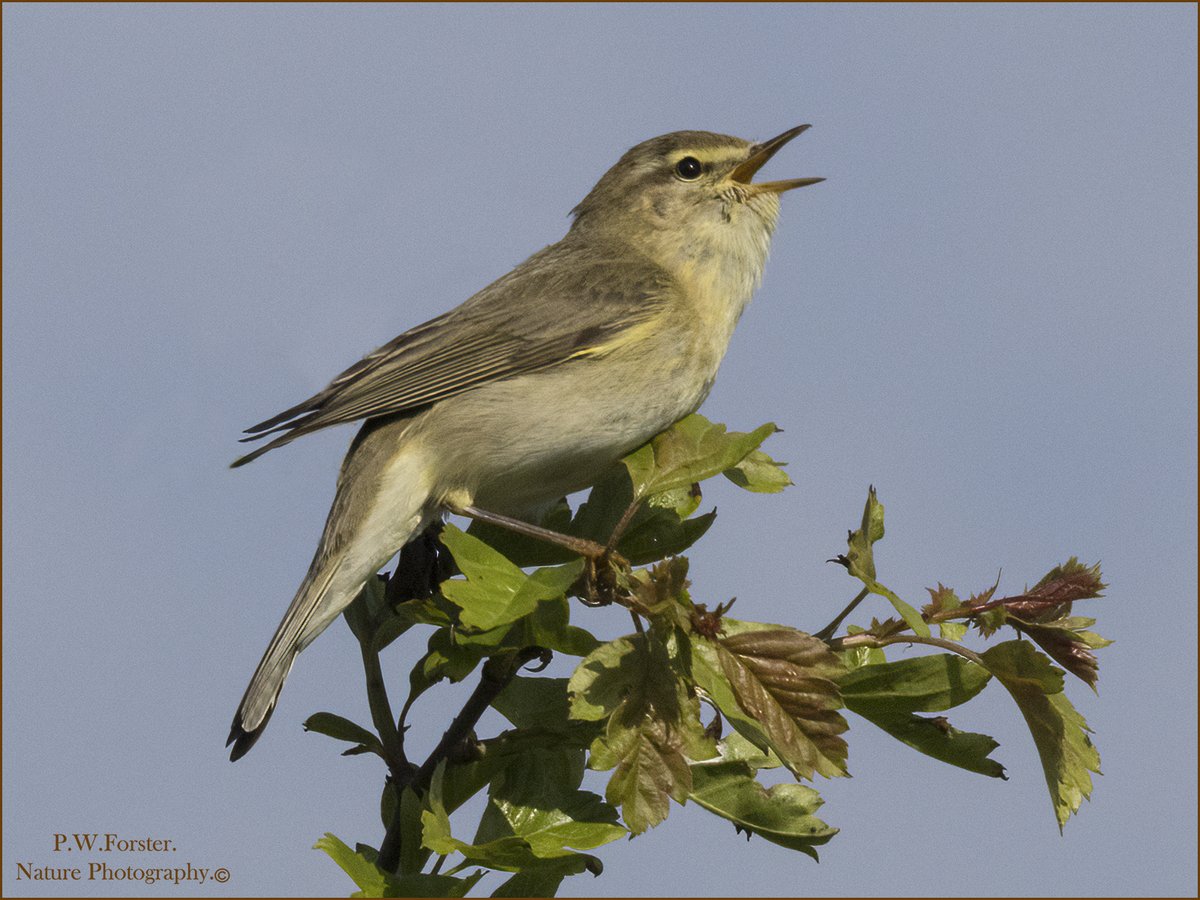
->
xmin=569 ymin=125 xmax=822 ymax=253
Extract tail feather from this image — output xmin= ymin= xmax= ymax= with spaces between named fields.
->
xmin=227 ymin=562 xmax=344 ymax=761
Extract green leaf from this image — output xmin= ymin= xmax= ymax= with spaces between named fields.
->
xmin=303 ymin=712 xmax=385 ymax=759
xmin=490 ymin=868 xmax=569 ymax=898
xmin=852 ymin=710 xmax=1005 ymax=778
xmin=646 ymin=483 xmax=704 ymax=518
xmin=566 ymin=637 xmax=643 ymax=722
xmin=592 ymin=709 xmax=692 ymax=834
xmin=1008 ymin=616 xmax=1112 ymax=690
xmin=723 ymin=448 xmax=793 ymax=493
xmin=569 ymin=633 xmax=715 ymax=833
xmin=342 ymin=576 xmax=389 ymax=646
xmin=839 ymin=488 xmax=930 ymax=637
xmin=422 ymin=764 xmax=601 ymax=875
xmin=439 ymin=525 xmax=585 ymax=631
xmin=693 ymin=623 xmax=848 ymax=780
xmin=836 ymin=654 xmax=993 ymax=715
xmin=980 ymin=641 xmax=1102 ymax=828
xmin=716 ymin=730 xmax=784 ymax=770
xmin=835 ymin=653 xmax=1004 ymax=777
xmin=465 ymin=470 xmax=713 ymax=570
xmin=923 ymin=583 xmax=968 ymax=642
xmin=492 ymin=747 xmax=627 ymax=856
xmin=492 ymin=676 xmax=573 ymax=731
xmin=622 ymin=414 xmax=780 ymax=500
xmin=688 ymin=761 xmax=836 ymax=859
xmin=315 ymin=833 xmax=387 ymax=897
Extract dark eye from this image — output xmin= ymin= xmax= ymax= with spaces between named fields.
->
xmin=674 ymin=156 xmax=703 ymax=181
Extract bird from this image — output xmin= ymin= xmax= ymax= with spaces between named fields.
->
xmin=227 ymin=125 xmax=823 ymax=760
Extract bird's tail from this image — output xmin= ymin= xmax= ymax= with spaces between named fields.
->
xmin=226 ymin=559 xmax=350 ymax=761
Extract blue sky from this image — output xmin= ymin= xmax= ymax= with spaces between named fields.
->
xmin=3 ymin=3 xmax=1196 ymax=897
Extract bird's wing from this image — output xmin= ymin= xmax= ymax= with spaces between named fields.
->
xmin=232 ymin=248 xmax=672 ymax=467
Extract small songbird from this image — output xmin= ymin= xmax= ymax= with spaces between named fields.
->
xmin=227 ymin=125 xmax=822 ymax=760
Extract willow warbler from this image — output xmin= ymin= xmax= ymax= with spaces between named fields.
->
xmin=228 ymin=125 xmax=822 ymax=759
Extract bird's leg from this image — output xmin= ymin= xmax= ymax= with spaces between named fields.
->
xmin=455 ymin=505 xmax=617 ymax=561
xmin=454 ymin=505 xmax=629 ymax=606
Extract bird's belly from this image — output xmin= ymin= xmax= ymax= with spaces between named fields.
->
xmin=412 ymin=353 xmax=716 ymax=515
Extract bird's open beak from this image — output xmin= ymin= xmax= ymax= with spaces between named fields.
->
xmin=729 ymin=124 xmax=824 ymax=194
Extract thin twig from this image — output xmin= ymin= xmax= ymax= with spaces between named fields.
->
xmin=831 ymin=631 xmax=990 ymax=668
xmin=814 ymin=587 xmax=870 ymax=641
xmin=605 ymin=495 xmax=644 ymax=552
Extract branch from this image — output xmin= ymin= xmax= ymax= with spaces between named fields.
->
xmin=830 ymin=631 xmax=989 ymax=669
xmin=376 ymin=646 xmax=548 ymax=873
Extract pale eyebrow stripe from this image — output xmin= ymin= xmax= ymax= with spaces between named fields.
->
xmin=668 ymin=148 xmax=746 ymax=166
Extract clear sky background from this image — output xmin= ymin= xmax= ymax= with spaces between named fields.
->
xmin=3 ymin=3 xmax=1196 ymax=897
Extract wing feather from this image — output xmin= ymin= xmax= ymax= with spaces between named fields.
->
xmin=232 ymin=246 xmax=670 ymax=467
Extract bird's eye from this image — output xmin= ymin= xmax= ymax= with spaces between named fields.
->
xmin=674 ymin=156 xmax=703 ymax=181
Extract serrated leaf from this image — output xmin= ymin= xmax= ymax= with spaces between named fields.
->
xmin=716 ymin=730 xmax=785 ymax=769
xmin=438 ymin=525 xmax=584 ymax=631
xmin=1009 ymin=616 xmax=1112 ymax=690
xmin=688 ymin=761 xmax=836 ymax=859
xmin=492 ymin=747 xmax=626 ymax=856
xmin=850 ymin=710 xmax=1006 ymax=778
xmin=647 ymin=483 xmax=704 ymax=518
xmin=1006 ymin=558 xmax=1106 ymax=622
xmin=980 ymin=641 xmax=1102 ymax=828
xmin=723 ymin=448 xmax=793 ymax=493
xmin=315 ymin=833 xmax=388 ymax=897
xmin=594 ymin=708 xmax=692 ymax=834
xmin=567 ymin=637 xmax=643 ymax=722
xmin=569 ymin=632 xmax=715 ymax=834
xmin=303 ymin=712 xmax=385 ymax=758
xmin=839 ymin=488 xmax=930 ymax=637
xmin=422 ymin=764 xmax=600 ymax=875
xmin=923 ymin=584 xmax=968 ymax=641
xmin=622 ymin=414 xmax=780 ymax=500
xmin=695 ymin=623 xmax=848 ymax=780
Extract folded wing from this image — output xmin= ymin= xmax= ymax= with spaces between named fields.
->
xmin=232 ymin=248 xmax=670 ymax=467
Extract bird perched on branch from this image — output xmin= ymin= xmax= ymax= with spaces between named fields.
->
xmin=228 ymin=125 xmax=822 ymax=760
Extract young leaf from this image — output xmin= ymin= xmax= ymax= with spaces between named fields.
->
xmin=438 ymin=525 xmax=584 ymax=631
xmin=980 ymin=640 xmax=1102 ymax=828
xmin=837 ymin=488 xmax=930 ymax=637
xmin=622 ymin=414 xmax=780 ymax=500
xmin=923 ymin=584 xmax=968 ymax=641
xmin=688 ymin=760 xmax=836 ymax=859
xmin=1005 ymin=558 xmax=1106 ymax=622
xmin=694 ymin=623 xmax=849 ymax=780
xmin=1008 ymin=616 xmax=1112 ymax=690
xmin=314 ymin=833 xmax=387 ymax=897
xmin=569 ymin=633 xmax=715 ymax=833
xmin=422 ymin=764 xmax=601 ymax=875
xmin=491 ymin=747 xmax=627 ymax=856
xmin=303 ymin=712 xmax=385 ymax=759
xmin=591 ymin=707 xmax=693 ymax=834
xmin=723 ymin=448 xmax=793 ymax=493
